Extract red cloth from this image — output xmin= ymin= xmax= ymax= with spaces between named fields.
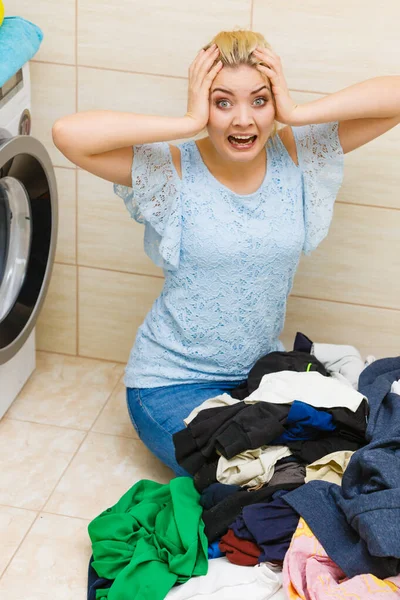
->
xmin=219 ymin=528 xmax=261 ymax=566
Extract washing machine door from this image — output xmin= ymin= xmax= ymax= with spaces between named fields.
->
xmin=0 ymin=135 xmax=58 ymax=364
xmin=0 ymin=177 xmax=32 ymax=321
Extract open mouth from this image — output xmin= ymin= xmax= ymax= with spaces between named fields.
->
xmin=227 ymin=135 xmax=257 ymax=150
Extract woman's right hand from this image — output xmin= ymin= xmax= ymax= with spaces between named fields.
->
xmin=185 ymin=43 xmax=223 ymax=131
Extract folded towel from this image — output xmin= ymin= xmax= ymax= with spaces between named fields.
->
xmin=0 ymin=17 xmax=43 ymax=88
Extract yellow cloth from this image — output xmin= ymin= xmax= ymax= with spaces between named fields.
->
xmin=0 ymin=2 xmax=4 ymax=27
xmin=305 ymin=450 xmax=354 ymax=485
xmin=217 ymin=445 xmax=292 ymax=487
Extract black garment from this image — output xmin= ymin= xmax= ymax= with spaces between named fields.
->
xmin=173 ymin=402 xmax=290 ymax=474
xmin=174 ymin=403 xmax=247 ymax=475
xmin=326 ymin=399 xmax=368 ymax=445
xmin=215 ymin=402 xmax=290 ymax=459
xmin=274 ymin=455 xmax=304 ymax=466
xmin=200 ymin=482 xmax=242 ymax=509
xmin=194 ymin=459 xmax=218 ymax=493
xmin=201 ymin=482 xmax=300 ymax=542
xmin=87 ymin=554 xmax=112 ymax=600
xmin=288 ymin=434 xmax=362 ymax=464
xmin=230 ymin=350 xmax=329 ymax=400
xmin=293 ymin=331 xmax=313 ymax=353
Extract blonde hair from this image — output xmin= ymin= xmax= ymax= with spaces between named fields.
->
xmin=203 ymin=29 xmax=278 ymax=139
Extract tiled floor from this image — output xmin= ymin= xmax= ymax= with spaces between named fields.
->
xmin=0 ymin=351 xmax=173 ymax=599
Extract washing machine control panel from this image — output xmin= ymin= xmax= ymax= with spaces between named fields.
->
xmin=0 ymin=64 xmax=31 ymax=137
xmin=0 ymin=70 xmax=23 ymax=104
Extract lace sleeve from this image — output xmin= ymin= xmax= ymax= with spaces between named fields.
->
xmin=113 ymin=142 xmax=182 ymax=271
xmin=292 ymin=122 xmax=344 ymax=255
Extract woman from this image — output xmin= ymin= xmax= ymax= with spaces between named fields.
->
xmin=52 ymin=30 xmax=400 ymax=476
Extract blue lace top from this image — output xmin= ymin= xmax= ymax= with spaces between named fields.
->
xmin=114 ymin=122 xmax=344 ymax=388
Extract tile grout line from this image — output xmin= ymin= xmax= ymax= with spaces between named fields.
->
xmin=0 ymin=504 xmax=37 ymax=512
xmin=289 ymin=293 xmax=400 ymax=313
xmin=0 ymin=505 xmax=89 ymax=581
xmin=37 ymin=428 xmax=91 ymax=517
xmin=59 ymin=261 xmax=164 ymax=279
xmin=29 ymin=58 xmax=364 ymax=98
xmin=0 ymin=511 xmax=42 ymax=581
xmin=336 ymin=200 xmax=400 ymax=212
xmin=75 ymin=0 xmax=79 ymax=357
xmin=35 ymin=348 xmax=125 ymax=365
xmin=2 ymin=416 xmax=93 ymax=434
xmin=2 ymin=416 xmax=137 ymax=440
xmin=89 ymin=370 xmax=125 ymax=433
xmin=34 ymin=509 xmax=90 ymax=522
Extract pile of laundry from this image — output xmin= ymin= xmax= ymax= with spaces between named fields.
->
xmin=86 ymin=333 xmax=400 ymax=600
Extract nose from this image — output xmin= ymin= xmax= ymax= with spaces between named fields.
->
xmin=232 ymin=104 xmax=255 ymax=128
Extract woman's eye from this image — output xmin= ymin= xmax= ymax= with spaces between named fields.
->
xmin=254 ymin=96 xmax=267 ymax=106
xmin=216 ymin=100 xmax=230 ymax=108
xmin=215 ymin=97 xmax=268 ymax=108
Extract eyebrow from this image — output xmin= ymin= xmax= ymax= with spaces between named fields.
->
xmin=211 ymin=85 xmax=270 ymax=96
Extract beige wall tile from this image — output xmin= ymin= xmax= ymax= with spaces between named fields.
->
xmin=341 ymin=127 xmax=400 ymax=210
xmin=79 ymin=267 xmax=164 ymax=362
xmin=0 ymin=514 xmax=91 ymax=600
xmin=78 ymin=66 xmax=188 ymax=117
xmin=30 ymin=62 xmax=76 ymax=168
xmin=54 ymin=167 xmax=76 ymax=264
xmin=253 ymin=1 xmax=399 ymax=93
xmin=281 ymin=295 xmax=400 ymax=359
xmin=291 ymin=91 xmax=400 ymax=210
xmin=78 ymin=169 xmax=162 ymax=275
xmin=45 ymin=432 xmax=172 ymax=519
xmin=0 ymin=506 xmax=37 ymax=578
xmin=0 ymin=419 xmax=84 ymax=510
xmin=36 ymin=263 xmax=77 ymax=355
xmin=292 ymin=203 xmax=400 ymax=310
xmin=92 ymin=380 xmax=137 ymax=439
xmin=7 ymin=0 xmax=75 ymax=64
xmin=78 ymin=0 xmax=251 ymax=75
xmin=7 ymin=352 xmax=123 ymax=430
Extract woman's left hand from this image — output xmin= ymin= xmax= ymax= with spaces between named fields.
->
xmin=253 ymin=47 xmax=299 ymax=125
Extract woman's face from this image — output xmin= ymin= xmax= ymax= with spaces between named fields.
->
xmin=207 ymin=64 xmax=276 ymax=162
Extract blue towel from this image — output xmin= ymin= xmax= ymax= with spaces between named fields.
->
xmin=270 ymin=400 xmax=336 ymax=444
xmin=0 ymin=17 xmax=43 ymax=87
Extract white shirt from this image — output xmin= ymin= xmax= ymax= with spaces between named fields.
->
xmin=245 ymin=371 xmax=366 ymax=412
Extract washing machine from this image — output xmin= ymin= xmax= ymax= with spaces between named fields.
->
xmin=0 ymin=62 xmax=58 ymax=418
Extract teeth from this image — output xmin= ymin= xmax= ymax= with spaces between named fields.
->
xmin=231 ymin=135 xmax=254 ymax=140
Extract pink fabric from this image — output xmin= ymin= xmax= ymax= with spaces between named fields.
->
xmin=283 ymin=517 xmax=400 ymax=600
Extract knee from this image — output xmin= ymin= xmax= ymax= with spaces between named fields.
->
xmin=126 ymin=387 xmax=190 ymax=477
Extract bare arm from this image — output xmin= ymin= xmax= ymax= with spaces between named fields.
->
xmin=289 ymin=76 xmax=400 ymax=154
xmin=291 ymin=76 xmax=400 ymax=125
xmin=52 ymin=45 xmax=223 ymax=185
xmin=52 ymin=111 xmax=201 ymax=185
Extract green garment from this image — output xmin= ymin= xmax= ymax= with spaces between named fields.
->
xmin=88 ymin=477 xmax=208 ymax=600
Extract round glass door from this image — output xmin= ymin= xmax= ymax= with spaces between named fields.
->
xmin=0 ymin=176 xmax=32 ymax=322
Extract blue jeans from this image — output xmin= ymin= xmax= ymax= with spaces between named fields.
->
xmin=126 ymin=380 xmax=244 ymax=476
